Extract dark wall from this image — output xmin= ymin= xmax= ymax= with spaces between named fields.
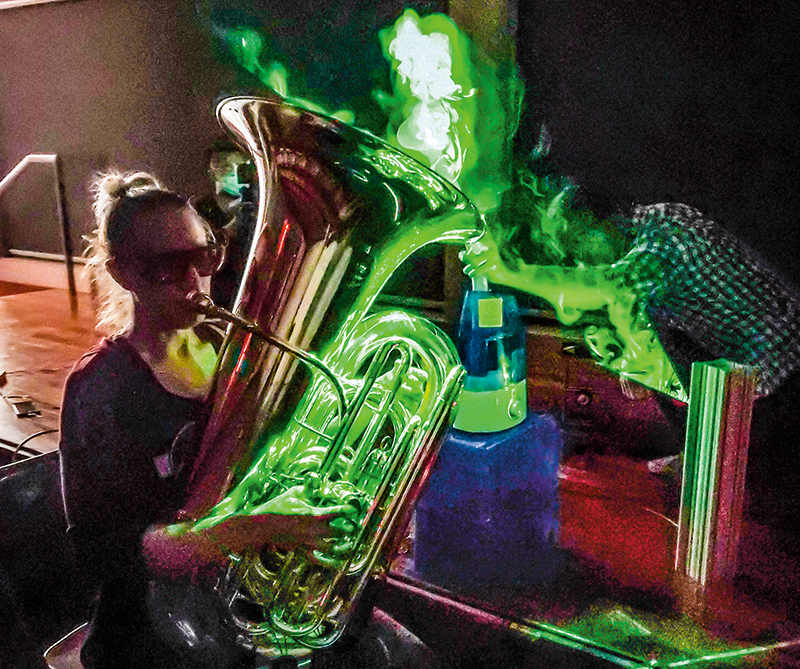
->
xmin=0 ymin=0 xmax=235 ymax=253
xmin=516 ymin=0 xmax=800 ymax=289
xmin=0 ymin=0 xmax=443 ymax=258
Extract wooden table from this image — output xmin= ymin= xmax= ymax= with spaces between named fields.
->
xmin=0 ymin=289 xmax=98 ymax=459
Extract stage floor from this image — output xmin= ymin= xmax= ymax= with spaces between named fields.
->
xmin=0 ymin=288 xmax=98 ymax=459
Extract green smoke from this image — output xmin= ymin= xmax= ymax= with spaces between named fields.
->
xmin=494 ymin=170 xmax=686 ymax=400
xmin=219 ymin=25 xmax=355 ymax=123
xmin=376 ymin=8 xmax=522 ymax=214
xmin=377 ymin=11 xmax=475 ymax=186
xmin=375 ymin=10 xmax=684 ymax=399
xmin=492 ymin=170 xmax=632 ymax=269
xmin=211 ymin=10 xmax=686 ymax=400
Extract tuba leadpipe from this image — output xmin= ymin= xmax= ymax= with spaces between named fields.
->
xmin=188 ymin=290 xmax=347 ymax=418
xmin=176 ymin=96 xmax=481 ymax=659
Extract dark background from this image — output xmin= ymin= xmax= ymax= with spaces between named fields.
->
xmin=515 ymin=0 xmax=800 ymax=288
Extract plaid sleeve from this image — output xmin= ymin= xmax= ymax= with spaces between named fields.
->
xmin=621 ymin=203 xmax=800 ymax=395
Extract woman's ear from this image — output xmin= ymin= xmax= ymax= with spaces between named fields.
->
xmin=105 ymin=258 xmax=136 ymax=292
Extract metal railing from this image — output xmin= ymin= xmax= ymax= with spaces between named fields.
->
xmin=0 ymin=154 xmax=77 ymax=314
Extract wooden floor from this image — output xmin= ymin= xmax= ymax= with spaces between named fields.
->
xmin=0 ymin=281 xmax=48 ymax=297
xmin=0 ymin=288 xmax=98 ymax=458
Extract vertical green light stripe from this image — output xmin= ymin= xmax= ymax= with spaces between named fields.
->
xmin=693 ymin=365 xmax=711 ymax=581
xmin=699 ymin=369 xmax=724 ymax=585
xmin=688 ymin=365 xmax=705 ymax=578
xmin=689 ymin=365 xmax=712 ymax=579
xmin=705 ymin=369 xmax=723 ymax=577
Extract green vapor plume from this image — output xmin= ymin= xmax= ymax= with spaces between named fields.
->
xmin=377 ymin=9 xmax=522 ymax=214
xmin=378 ymin=10 xmax=476 ymax=186
xmin=462 ymin=172 xmax=688 ymax=400
xmin=210 ymin=10 xmax=686 ymax=399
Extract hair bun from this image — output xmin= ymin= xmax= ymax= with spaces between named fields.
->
xmin=104 ymin=174 xmax=128 ymax=200
xmin=90 ymin=169 xmax=168 ymax=233
xmin=94 ymin=169 xmax=164 ymax=202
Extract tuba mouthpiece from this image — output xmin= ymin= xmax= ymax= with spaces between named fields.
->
xmin=187 ymin=290 xmax=214 ymax=313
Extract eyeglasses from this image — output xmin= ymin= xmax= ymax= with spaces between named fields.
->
xmin=133 ymin=242 xmax=227 ymax=285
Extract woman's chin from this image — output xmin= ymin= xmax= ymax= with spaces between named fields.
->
xmin=158 ymin=308 xmax=201 ymax=333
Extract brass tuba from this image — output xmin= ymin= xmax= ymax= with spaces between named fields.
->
xmin=177 ymin=96 xmax=480 ymax=658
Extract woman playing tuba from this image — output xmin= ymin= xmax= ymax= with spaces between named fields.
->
xmin=60 ymin=95 xmax=481 ymax=667
xmin=59 ymin=169 xmax=345 ymax=669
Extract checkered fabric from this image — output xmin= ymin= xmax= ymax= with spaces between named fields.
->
xmin=617 ymin=203 xmax=800 ymax=395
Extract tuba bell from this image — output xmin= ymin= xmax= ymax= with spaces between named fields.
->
xmin=176 ymin=96 xmax=481 ymax=658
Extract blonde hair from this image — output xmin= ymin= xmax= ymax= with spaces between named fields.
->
xmin=84 ymin=169 xmax=176 ymax=335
